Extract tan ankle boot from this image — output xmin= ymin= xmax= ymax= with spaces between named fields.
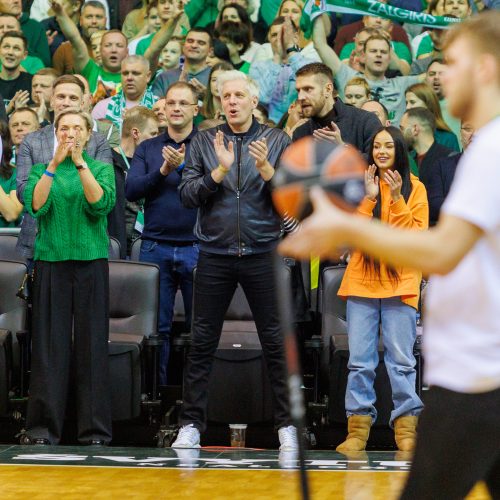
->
xmin=394 ymin=416 xmax=418 ymax=452
xmin=336 ymin=415 xmax=372 ymax=452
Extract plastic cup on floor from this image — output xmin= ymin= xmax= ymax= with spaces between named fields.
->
xmin=229 ymin=424 xmax=247 ymax=448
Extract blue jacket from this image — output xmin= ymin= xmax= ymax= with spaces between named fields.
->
xmin=125 ymin=129 xmax=198 ymax=243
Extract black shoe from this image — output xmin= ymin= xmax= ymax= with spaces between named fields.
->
xmin=20 ymin=435 xmax=51 ymax=445
xmin=84 ymin=440 xmax=107 ymax=446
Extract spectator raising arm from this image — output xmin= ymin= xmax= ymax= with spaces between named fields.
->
xmin=50 ymin=0 xmax=89 ymax=73
xmin=312 ymin=14 xmax=342 ymax=77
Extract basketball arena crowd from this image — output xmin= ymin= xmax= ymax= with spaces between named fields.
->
xmin=0 ymin=0 xmax=498 ymax=487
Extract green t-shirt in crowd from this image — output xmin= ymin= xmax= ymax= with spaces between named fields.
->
xmin=136 ymin=33 xmax=154 ymax=56
xmin=81 ymin=59 xmax=122 ymax=99
xmin=24 ymin=154 xmax=116 ymax=262
xmin=340 ymin=41 xmax=413 ymax=65
xmin=415 ymin=32 xmax=434 ymax=59
xmin=0 ymin=168 xmax=18 ymax=228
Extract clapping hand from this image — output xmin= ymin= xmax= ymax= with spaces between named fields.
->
xmin=190 ymin=78 xmax=206 ymax=99
xmin=383 ymin=169 xmax=402 ymax=202
xmin=365 ymin=164 xmax=379 ymax=201
xmin=53 ymin=132 xmax=72 ymax=166
xmin=71 ymin=130 xmax=85 ymax=165
xmin=6 ymin=90 xmax=30 ymax=114
xmin=213 ymin=130 xmax=234 ymax=171
xmin=248 ymin=137 xmax=269 ymax=170
xmin=160 ymin=143 xmax=186 ymax=175
xmin=312 ymin=121 xmax=344 ymax=145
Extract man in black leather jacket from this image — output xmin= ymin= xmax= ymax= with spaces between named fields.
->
xmin=174 ymin=70 xmax=297 ymax=451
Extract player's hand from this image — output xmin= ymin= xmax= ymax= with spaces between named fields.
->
xmin=213 ymin=130 xmax=234 ymax=171
xmin=278 ymin=186 xmax=351 ymax=260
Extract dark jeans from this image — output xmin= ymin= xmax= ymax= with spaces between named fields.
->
xmin=139 ymin=239 xmax=199 ymax=385
xmin=26 ymin=259 xmax=112 ymax=445
xmin=179 ymin=251 xmax=291 ymax=433
xmin=400 ymin=385 xmax=500 ymax=499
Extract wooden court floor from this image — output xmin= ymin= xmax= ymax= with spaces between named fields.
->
xmin=0 ymin=446 xmax=492 ymax=499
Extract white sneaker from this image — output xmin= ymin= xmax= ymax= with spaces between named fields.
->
xmin=278 ymin=425 xmax=299 ymax=451
xmin=171 ymin=424 xmax=201 ymax=449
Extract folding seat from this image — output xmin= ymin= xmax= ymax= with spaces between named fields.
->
xmin=107 ymin=260 xmax=160 ymax=420
xmin=0 ymin=233 xmax=24 ymax=262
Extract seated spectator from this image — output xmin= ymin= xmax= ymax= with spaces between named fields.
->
xmin=152 ymin=28 xmax=212 ymax=98
xmin=361 ymin=99 xmax=391 ymax=126
xmin=400 ymin=107 xmax=455 ymax=204
xmin=128 ymin=0 xmax=162 ymax=55
xmin=31 ymin=68 xmax=58 ymax=124
xmin=250 ymin=16 xmax=313 ymax=123
xmin=0 ymin=121 xmax=23 ymax=227
xmin=340 ymin=17 xmax=412 ymax=67
xmin=0 ymin=31 xmax=33 ymax=115
xmin=333 ymin=0 xmax=412 ymax=56
xmin=41 ymin=0 xmax=83 ymax=55
xmin=9 ymin=107 xmax=40 ymax=163
xmin=0 ymin=0 xmax=51 ymax=66
xmin=313 ymin=15 xmax=423 ymax=124
xmin=426 ymin=121 xmax=474 ymax=226
xmin=201 ymin=61 xmax=232 ymax=120
xmin=254 ymin=0 xmax=321 ymax=63
xmin=158 ymin=37 xmax=183 ymax=71
xmin=52 ymin=1 xmax=107 ymax=75
xmin=405 ymin=83 xmax=460 ymax=151
xmin=0 ymin=13 xmax=45 ymax=73
xmin=344 ymin=77 xmax=370 ymax=108
xmin=215 ymin=3 xmax=260 ymax=63
xmin=92 ymin=55 xmax=157 ymax=130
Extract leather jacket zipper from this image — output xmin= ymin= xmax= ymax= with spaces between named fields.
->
xmin=236 ymin=137 xmax=243 ymax=256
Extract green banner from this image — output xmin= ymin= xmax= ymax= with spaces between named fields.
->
xmin=301 ymin=0 xmax=462 ymax=37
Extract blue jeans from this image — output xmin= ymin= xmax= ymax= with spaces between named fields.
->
xmin=139 ymin=239 xmax=199 ymax=385
xmin=345 ymin=297 xmax=423 ymax=426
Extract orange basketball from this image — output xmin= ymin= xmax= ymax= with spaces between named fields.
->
xmin=272 ymin=137 xmax=367 ymax=220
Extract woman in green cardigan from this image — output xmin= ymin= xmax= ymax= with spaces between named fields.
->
xmin=23 ymin=110 xmax=116 ymax=446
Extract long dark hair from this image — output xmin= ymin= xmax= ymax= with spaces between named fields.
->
xmin=363 ymin=126 xmax=413 ymax=284
xmin=0 ymin=120 xmax=13 ymax=180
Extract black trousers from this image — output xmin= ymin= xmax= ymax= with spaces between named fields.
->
xmin=26 ymin=260 xmax=112 ymax=445
xmin=179 ymin=251 xmax=291 ymax=433
xmin=400 ymin=385 xmax=500 ymax=499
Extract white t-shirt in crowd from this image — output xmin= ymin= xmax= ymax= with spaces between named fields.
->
xmin=424 ymin=116 xmax=500 ymax=393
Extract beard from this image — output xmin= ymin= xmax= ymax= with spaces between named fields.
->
xmin=445 ymin=79 xmax=474 ymax=121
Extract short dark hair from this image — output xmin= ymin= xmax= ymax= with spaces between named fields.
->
xmin=53 ymin=74 xmax=86 ymax=94
xmin=146 ymin=0 xmax=158 ymax=15
xmin=217 ymin=21 xmax=251 ymax=54
xmin=81 ymin=1 xmax=106 ymax=14
xmin=296 ymin=62 xmax=334 ymax=85
xmin=0 ymin=30 xmax=27 ymax=50
xmin=187 ymin=27 xmax=213 ymax=46
xmin=404 ymin=106 xmax=436 ymax=133
xmin=165 ymin=81 xmax=198 ymax=102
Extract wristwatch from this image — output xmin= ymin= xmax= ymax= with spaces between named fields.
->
xmin=286 ymin=45 xmax=299 ymax=54
xmin=75 ymin=161 xmax=88 ymax=170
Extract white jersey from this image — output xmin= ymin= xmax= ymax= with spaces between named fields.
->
xmin=424 ymin=117 xmax=500 ymax=393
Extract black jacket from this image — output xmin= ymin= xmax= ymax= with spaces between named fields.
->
xmin=425 ymin=152 xmax=461 ymax=226
xmin=292 ymin=98 xmax=381 ymax=155
xmin=179 ymin=119 xmax=291 ymax=256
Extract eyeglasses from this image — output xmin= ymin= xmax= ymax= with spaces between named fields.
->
xmin=165 ymin=101 xmax=197 ymax=109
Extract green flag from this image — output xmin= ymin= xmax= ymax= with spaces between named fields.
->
xmin=300 ymin=0 xmax=462 ymax=37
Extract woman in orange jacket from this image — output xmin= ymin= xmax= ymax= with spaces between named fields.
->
xmin=336 ymin=126 xmax=429 ymax=453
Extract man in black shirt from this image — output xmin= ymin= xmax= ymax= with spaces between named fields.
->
xmin=293 ymin=62 xmax=381 ymax=154
xmin=0 ymin=30 xmax=32 ymax=114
